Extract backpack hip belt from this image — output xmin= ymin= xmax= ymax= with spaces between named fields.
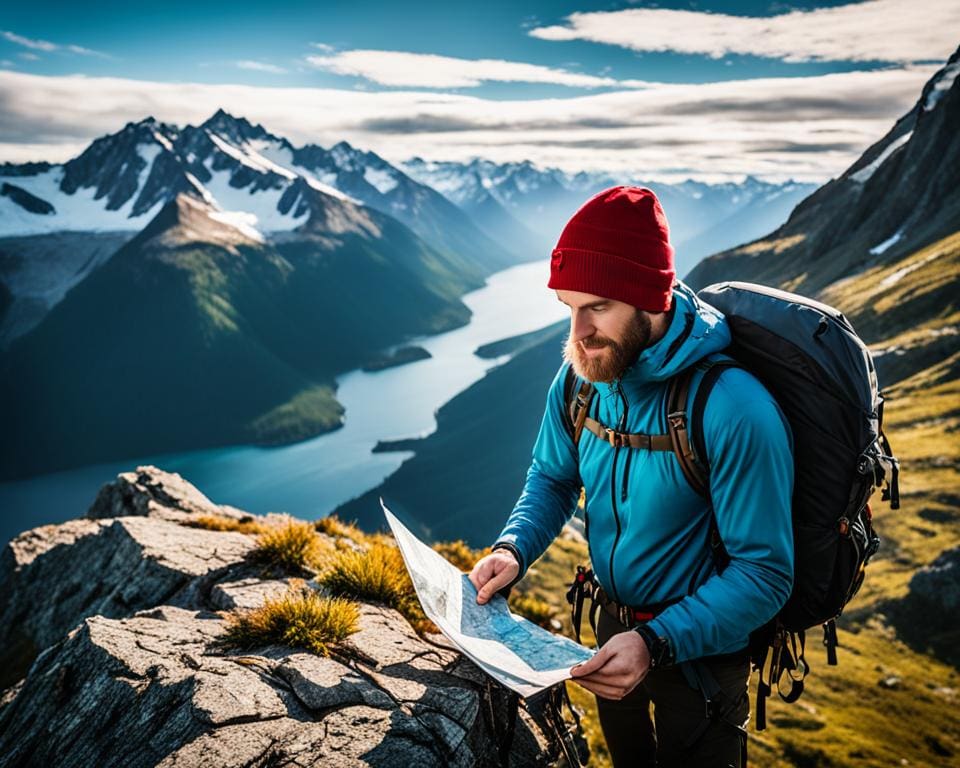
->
xmin=564 ymin=566 xmax=680 ymax=642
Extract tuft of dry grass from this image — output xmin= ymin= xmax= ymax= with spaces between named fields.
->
xmin=318 ymin=541 xmax=438 ymax=634
xmin=249 ymin=519 xmax=333 ymax=574
xmin=315 ymin=514 xmax=367 ymax=543
xmin=432 ymin=539 xmax=491 ymax=572
xmin=221 ymin=585 xmax=360 ymax=657
xmin=185 ymin=514 xmax=269 ymax=535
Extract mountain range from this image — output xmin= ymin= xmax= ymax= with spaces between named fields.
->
xmin=401 ymin=157 xmax=815 ymax=277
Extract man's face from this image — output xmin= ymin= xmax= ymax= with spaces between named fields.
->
xmin=557 ymin=289 xmax=653 ymax=383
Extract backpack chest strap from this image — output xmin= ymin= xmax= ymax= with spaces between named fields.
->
xmin=580 ymin=416 xmax=674 ymax=450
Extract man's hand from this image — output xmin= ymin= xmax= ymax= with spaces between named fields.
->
xmin=468 ymin=550 xmax=520 ymax=604
xmin=569 ymin=630 xmax=650 ymax=700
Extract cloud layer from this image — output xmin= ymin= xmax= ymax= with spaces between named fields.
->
xmin=530 ymin=0 xmax=959 ymax=63
xmin=0 ymin=65 xmax=937 ymax=182
xmin=306 ymin=49 xmax=650 ymax=89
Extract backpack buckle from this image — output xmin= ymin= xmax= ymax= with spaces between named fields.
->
xmin=667 ymin=410 xmax=687 ymax=430
xmin=605 ymin=428 xmax=623 ymax=447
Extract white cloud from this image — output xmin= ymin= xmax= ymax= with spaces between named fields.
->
xmin=65 ymin=44 xmax=112 ymax=59
xmin=2 ymin=29 xmax=110 ymax=58
xmin=305 ymin=49 xmax=652 ymax=89
xmin=2 ymin=31 xmax=57 ymax=52
xmin=19 ymin=52 xmax=40 ymax=62
xmin=236 ymin=60 xmax=289 ymax=74
xmin=310 ymin=42 xmax=335 ymax=53
xmin=0 ymin=65 xmax=938 ymax=182
xmin=530 ymin=0 xmax=959 ymax=64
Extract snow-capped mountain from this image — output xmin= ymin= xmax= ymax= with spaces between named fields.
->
xmin=0 ymin=111 xmax=522 ymax=345
xmin=402 ymin=157 xmax=815 ymax=276
xmin=0 ymin=110 xmax=512 ymax=264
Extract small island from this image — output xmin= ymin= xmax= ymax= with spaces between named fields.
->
xmin=474 ymin=321 xmax=566 ymax=360
xmin=362 ymin=345 xmax=432 ymax=372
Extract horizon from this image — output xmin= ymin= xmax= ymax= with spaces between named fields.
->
xmin=1 ymin=1 xmax=957 ymax=183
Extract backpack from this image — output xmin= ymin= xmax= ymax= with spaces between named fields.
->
xmin=562 ymin=281 xmax=900 ymax=729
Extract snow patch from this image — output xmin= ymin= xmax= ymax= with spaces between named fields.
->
xmin=924 ymin=60 xmax=960 ymax=112
xmin=869 ymin=228 xmax=904 ymax=256
xmin=363 ymin=165 xmax=399 ymax=195
xmin=184 ymin=172 xmax=217 ymax=206
xmin=202 ymin=162 xmax=308 ymax=232
xmin=0 ymin=145 xmax=164 ymax=237
xmin=851 ymin=131 xmax=912 ymax=184
xmin=207 ymin=132 xmax=296 ymax=180
xmin=208 ymin=210 xmax=265 ymax=243
xmin=152 ymin=131 xmax=175 ymax=152
xmin=879 ymin=250 xmax=942 ymax=288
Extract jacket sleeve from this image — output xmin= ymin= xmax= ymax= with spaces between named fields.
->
xmin=647 ymin=368 xmax=795 ymax=662
xmin=493 ymin=363 xmax=582 ymax=577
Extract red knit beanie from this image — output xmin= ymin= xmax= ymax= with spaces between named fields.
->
xmin=548 ymin=186 xmax=675 ymax=312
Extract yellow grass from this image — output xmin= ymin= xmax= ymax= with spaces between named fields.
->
xmin=221 ymin=584 xmax=360 ymax=657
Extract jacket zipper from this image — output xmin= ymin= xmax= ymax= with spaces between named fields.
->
xmin=608 ymin=377 xmax=629 ymax=604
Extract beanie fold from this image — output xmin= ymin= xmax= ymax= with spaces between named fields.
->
xmin=548 ymin=246 xmax=675 ymax=312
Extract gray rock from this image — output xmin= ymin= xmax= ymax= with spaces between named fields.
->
xmin=0 ymin=603 xmax=557 ymax=767
xmin=0 ymin=465 xmax=577 ymax=766
xmin=86 ymin=465 xmax=247 ymax=524
xmin=209 ymin=577 xmax=294 ymax=610
xmin=908 ymin=546 xmax=960 ymax=613
xmin=0 ymin=515 xmax=253 ymax=689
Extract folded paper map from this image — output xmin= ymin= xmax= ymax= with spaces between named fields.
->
xmin=381 ymin=499 xmax=595 ymax=697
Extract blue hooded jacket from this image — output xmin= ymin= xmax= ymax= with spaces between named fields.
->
xmin=495 ymin=281 xmax=795 ymax=663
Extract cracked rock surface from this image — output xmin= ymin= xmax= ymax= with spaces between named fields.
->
xmin=0 ymin=465 xmax=569 ymax=767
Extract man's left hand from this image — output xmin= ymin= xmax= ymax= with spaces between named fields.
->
xmin=569 ymin=630 xmax=650 ymax=700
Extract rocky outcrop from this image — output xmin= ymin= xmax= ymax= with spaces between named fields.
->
xmin=0 ymin=465 xmax=575 ymax=767
xmin=888 ymin=546 xmax=960 ymax=668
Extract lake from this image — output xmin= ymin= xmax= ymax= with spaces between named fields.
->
xmin=0 ymin=259 xmax=567 ymax=544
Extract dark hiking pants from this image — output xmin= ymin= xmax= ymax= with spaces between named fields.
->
xmin=594 ymin=610 xmax=750 ymax=768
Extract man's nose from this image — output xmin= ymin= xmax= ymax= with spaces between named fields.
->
xmin=571 ymin=311 xmax=595 ymax=343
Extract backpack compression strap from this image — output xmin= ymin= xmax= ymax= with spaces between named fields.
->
xmin=562 ymin=365 xmax=706 ymax=473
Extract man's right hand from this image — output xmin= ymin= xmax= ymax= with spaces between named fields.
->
xmin=468 ymin=550 xmax=520 ymax=605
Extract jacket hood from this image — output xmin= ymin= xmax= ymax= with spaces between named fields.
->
xmin=594 ymin=279 xmax=730 ymax=394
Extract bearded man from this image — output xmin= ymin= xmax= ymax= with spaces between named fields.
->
xmin=469 ymin=186 xmax=794 ymax=768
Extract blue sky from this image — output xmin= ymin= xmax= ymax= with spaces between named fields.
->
xmin=1 ymin=1 xmax=957 ymax=181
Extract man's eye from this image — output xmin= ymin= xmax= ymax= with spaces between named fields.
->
xmin=592 ymin=306 xmax=606 ymax=313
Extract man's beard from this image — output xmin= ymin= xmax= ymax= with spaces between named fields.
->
xmin=563 ymin=310 xmax=653 ymax=383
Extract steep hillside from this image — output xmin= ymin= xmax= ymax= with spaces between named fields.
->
xmin=687 ymin=48 xmax=960 ymax=303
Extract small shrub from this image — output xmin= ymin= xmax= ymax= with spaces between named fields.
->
xmin=222 ymin=585 xmax=360 ymax=656
xmin=186 ymin=514 xmax=268 ymax=535
xmin=250 ymin=519 xmax=332 ymax=574
xmin=432 ymin=540 xmax=491 ymax=572
xmin=509 ymin=592 xmax=559 ymax=629
xmin=314 ymin=514 xmax=366 ymax=543
xmin=319 ymin=542 xmax=438 ymax=634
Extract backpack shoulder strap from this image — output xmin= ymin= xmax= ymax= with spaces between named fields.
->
xmin=690 ymin=359 xmax=741 ymax=473
xmin=562 ymin=364 xmax=594 ymax=446
xmin=666 ymin=357 xmax=742 ymax=499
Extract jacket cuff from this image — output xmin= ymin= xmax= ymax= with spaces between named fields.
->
xmin=491 ymin=541 xmax=525 ymax=598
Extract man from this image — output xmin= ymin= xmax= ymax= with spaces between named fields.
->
xmin=468 ymin=186 xmax=794 ymax=767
